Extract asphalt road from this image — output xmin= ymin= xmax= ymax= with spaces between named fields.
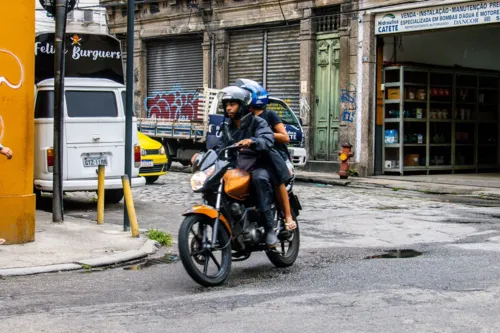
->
xmin=2 ymin=171 xmax=500 ymax=332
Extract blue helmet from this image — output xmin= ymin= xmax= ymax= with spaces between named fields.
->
xmin=234 ymin=78 xmax=269 ymax=109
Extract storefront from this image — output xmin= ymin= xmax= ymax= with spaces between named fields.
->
xmin=228 ymin=25 xmax=301 ymax=115
xmin=373 ymin=0 xmax=500 ymax=175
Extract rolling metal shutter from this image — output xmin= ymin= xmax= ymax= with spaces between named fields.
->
xmin=266 ymin=26 xmax=300 ymax=116
xmin=147 ymin=37 xmax=203 ymax=94
xmin=228 ymin=30 xmax=264 ymax=86
xmin=228 ymin=26 xmax=300 ymax=116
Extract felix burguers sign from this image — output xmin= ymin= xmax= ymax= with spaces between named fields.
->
xmin=375 ymin=0 xmax=500 ymax=34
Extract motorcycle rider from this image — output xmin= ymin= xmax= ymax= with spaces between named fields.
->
xmin=215 ymin=85 xmax=280 ymax=247
xmin=235 ymin=78 xmax=297 ymax=231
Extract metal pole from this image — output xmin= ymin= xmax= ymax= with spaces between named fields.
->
xmin=210 ymin=34 xmax=214 ymax=88
xmin=53 ymin=0 xmax=68 ymax=222
xmin=124 ymin=0 xmax=135 ymax=231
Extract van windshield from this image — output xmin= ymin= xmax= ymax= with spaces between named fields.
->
xmin=35 ymin=91 xmax=55 ymax=119
xmin=66 ymin=91 xmax=118 ymax=117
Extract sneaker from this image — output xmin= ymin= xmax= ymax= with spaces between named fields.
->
xmin=265 ymin=230 xmax=279 ymax=247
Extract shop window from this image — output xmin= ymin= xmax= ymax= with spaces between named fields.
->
xmin=150 ymin=2 xmax=160 ymax=13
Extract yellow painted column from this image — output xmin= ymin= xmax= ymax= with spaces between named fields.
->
xmin=0 ymin=2 xmax=36 ymax=244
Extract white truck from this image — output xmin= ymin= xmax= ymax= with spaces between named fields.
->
xmin=33 ymin=32 xmax=145 ymax=203
xmin=138 ymin=88 xmax=307 ymax=167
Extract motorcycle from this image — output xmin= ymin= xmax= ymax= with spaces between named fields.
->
xmin=178 ymin=144 xmax=302 ymax=287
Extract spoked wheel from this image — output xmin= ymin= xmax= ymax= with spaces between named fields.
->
xmin=178 ymin=215 xmax=232 ymax=287
xmin=266 ymin=215 xmax=300 ymax=268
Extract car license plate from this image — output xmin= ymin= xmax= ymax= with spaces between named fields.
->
xmin=83 ymin=157 xmax=108 ymax=167
xmin=141 ymin=160 xmax=154 ymax=167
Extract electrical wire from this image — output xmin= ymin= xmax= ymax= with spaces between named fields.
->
xmin=277 ymin=0 xmax=288 ymax=26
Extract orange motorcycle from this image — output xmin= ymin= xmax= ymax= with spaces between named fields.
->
xmin=178 ymin=145 xmax=301 ymax=287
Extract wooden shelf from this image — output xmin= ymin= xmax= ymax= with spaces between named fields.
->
xmin=404 ymin=118 xmax=427 ymax=122
xmin=382 ymin=64 xmax=499 ymax=175
xmin=403 ymin=166 xmax=427 ymax=170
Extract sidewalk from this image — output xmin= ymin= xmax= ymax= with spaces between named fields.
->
xmin=169 ymin=162 xmax=500 ymax=199
xmin=0 ymin=210 xmax=160 ymax=277
xmin=294 ymin=170 xmax=500 ymax=199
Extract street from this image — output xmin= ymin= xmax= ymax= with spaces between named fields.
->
xmin=2 ymin=171 xmax=500 ymax=332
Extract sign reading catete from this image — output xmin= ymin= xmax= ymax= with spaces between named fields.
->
xmin=375 ymin=0 xmax=500 ymax=34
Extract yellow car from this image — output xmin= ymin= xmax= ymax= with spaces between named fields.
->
xmin=138 ymin=132 xmax=169 ymax=184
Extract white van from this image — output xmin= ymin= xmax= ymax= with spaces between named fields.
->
xmin=34 ymin=33 xmax=145 ymax=203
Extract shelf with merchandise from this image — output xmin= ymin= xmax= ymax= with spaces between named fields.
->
xmin=382 ymin=64 xmax=500 ymax=175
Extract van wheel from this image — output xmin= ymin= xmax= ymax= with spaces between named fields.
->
xmin=145 ymin=175 xmax=159 ymax=184
xmin=104 ymin=189 xmax=124 ymax=204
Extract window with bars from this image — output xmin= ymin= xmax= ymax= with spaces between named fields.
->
xmin=150 ymin=2 xmax=160 ymax=13
xmin=313 ymin=6 xmax=341 ymax=33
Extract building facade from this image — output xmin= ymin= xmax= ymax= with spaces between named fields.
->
xmin=101 ymin=0 xmax=500 ymax=176
xmin=36 ymin=0 xmax=108 ymax=33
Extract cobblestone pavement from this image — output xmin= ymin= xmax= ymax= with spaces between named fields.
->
xmin=55 ymin=171 xmax=500 ymax=252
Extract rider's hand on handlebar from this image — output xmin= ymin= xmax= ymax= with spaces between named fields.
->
xmin=236 ymin=139 xmax=253 ymax=148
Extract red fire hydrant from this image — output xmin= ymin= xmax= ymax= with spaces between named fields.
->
xmin=338 ymin=143 xmax=354 ymax=179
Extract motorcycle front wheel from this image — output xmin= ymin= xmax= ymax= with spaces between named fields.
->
xmin=178 ymin=214 xmax=232 ymax=287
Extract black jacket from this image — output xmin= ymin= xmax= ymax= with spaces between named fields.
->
xmin=215 ymin=114 xmax=274 ymax=170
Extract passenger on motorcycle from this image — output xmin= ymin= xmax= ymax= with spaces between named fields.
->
xmin=215 ymin=85 xmax=280 ymax=247
xmin=235 ymin=78 xmax=297 ymax=231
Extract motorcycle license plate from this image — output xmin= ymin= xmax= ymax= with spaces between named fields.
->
xmin=83 ymin=156 xmax=108 ymax=167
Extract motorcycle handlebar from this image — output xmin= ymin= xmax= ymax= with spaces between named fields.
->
xmin=217 ymin=144 xmax=242 ymax=157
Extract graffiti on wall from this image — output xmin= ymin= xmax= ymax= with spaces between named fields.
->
xmin=0 ymin=49 xmax=24 ymax=90
xmin=144 ymin=85 xmax=200 ymax=121
xmin=340 ymin=83 xmax=356 ymax=123
xmin=299 ymin=95 xmax=310 ymax=122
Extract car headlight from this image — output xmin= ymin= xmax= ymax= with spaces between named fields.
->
xmin=158 ymin=146 xmax=166 ymax=155
xmin=190 ymin=165 xmax=215 ymax=191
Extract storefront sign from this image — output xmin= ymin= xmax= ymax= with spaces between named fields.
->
xmin=375 ymin=0 xmax=500 ymax=34
xmin=34 ymin=33 xmax=124 ymax=85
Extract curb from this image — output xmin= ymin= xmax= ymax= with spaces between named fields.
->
xmin=0 ymin=239 xmax=161 ymax=278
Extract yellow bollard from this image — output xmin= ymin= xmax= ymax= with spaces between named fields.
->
xmin=97 ymin=164 xmax=105 ymax=224
xmin=121 ymin=175 xmax=139 ymax=238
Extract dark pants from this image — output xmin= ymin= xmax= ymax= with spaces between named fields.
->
xmin=250 ymin=167 xmax=275 ymax=231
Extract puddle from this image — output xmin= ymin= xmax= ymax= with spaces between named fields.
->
xmin=365 ymin=249 xmax=423 ymax=259
xmin=123 ymin=254 xmax=180 ymax=270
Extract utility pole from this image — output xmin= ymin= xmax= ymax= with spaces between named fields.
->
xmin=124 ymin=0 xmax=135 ymax=231
xmin=52 ymin=0 xmax=69 ymax=222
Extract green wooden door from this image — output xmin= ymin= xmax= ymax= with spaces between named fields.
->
xmin=314 ymin=34 xmax=340 ymax=161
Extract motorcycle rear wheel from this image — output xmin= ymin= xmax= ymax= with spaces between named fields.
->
xmin=266 ymin=218 xmax=300 ymax=268
xmin=178 ymin=215 xmax=232 ymax=287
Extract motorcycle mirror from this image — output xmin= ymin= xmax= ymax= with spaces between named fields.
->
xmin=240 ymin=113 xmax=253 ymax=129
xmin=223 ymin=122 xmax=233 ymax=143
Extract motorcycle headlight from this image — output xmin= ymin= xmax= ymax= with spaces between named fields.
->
xmin=158 ymin=146 xmax=166 ymax=155
xmin=190 ymin=165 xmax=215 ymax=191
